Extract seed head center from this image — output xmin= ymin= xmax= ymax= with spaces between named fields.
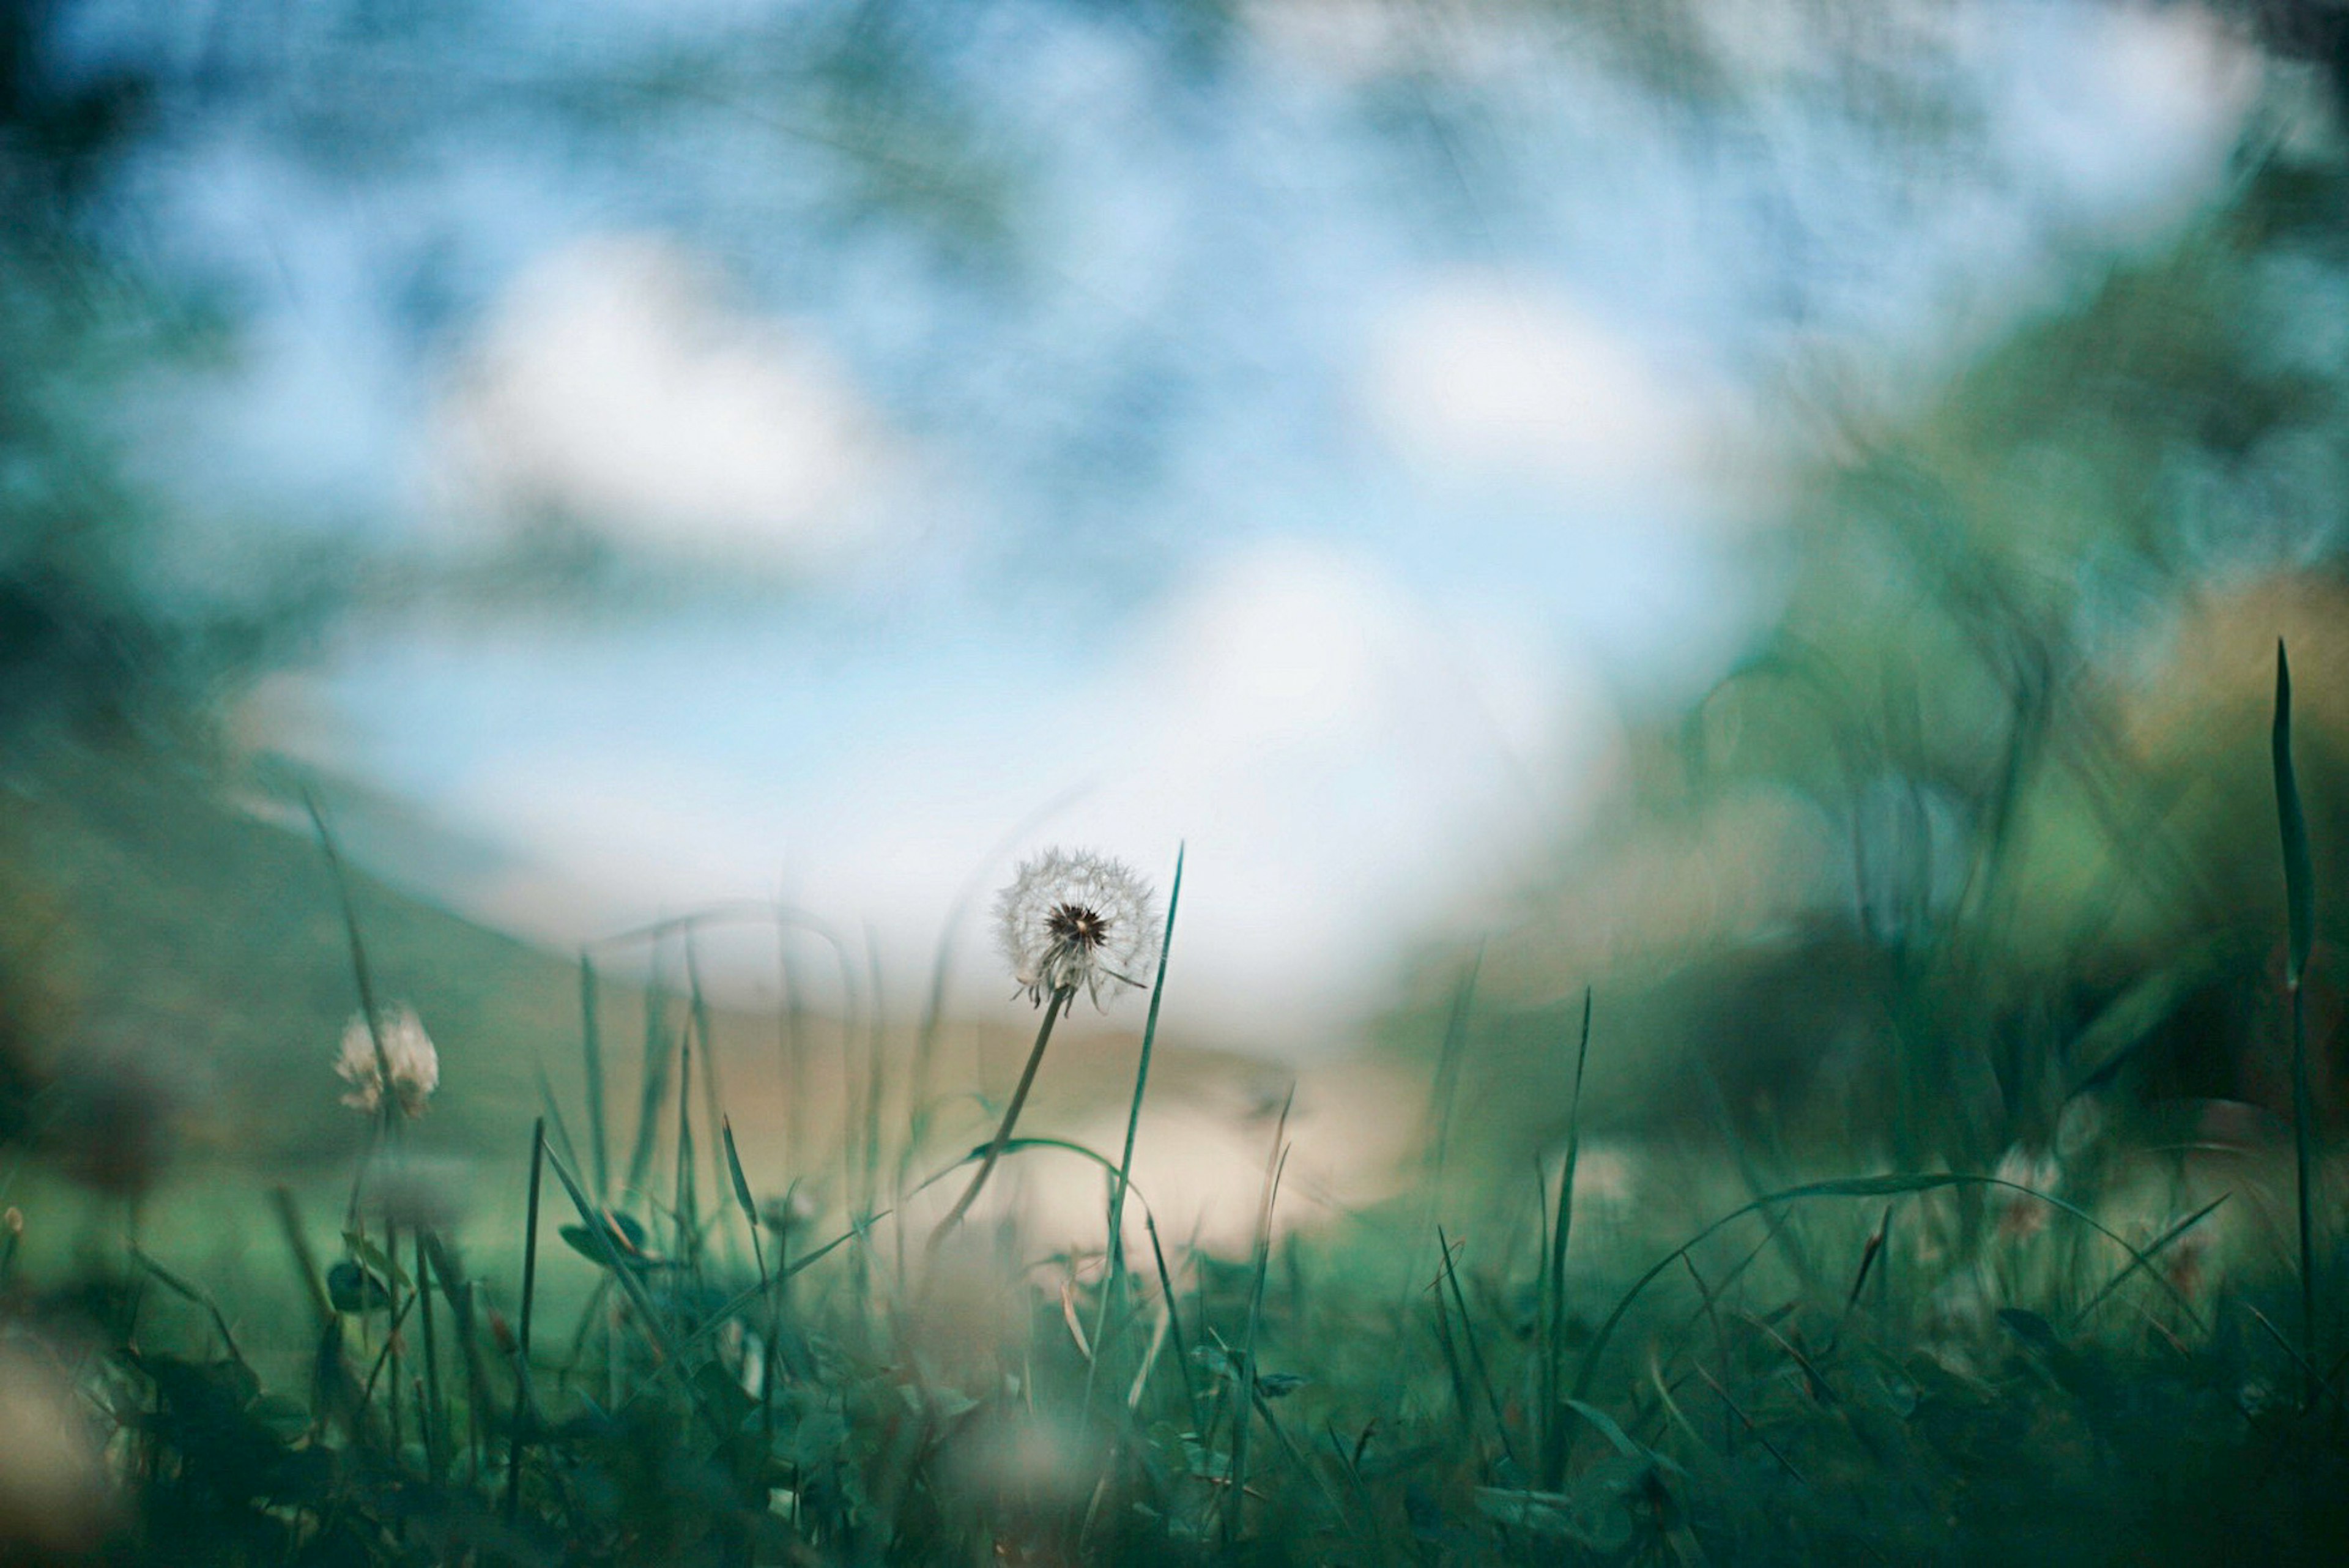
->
xmin=1046 ymin=902 xmax=1110 ymax=949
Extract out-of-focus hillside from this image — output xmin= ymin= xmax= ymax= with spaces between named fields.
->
xmin=2 ymin=746 xmax=595 ymax=1170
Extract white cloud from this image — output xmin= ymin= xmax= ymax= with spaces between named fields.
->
xmin=1364 ymin=272 xmax=1730 ymax=507
xmin=429 ymin=234 xmax=899 ymax=570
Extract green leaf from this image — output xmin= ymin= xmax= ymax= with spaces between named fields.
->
xmin=325 ymin=1260 xmax=391 ymax=1314
xmin=722 ymin=1115 xmax=759 ymax=1222
xmin=340 ymin=1232 xmax=411 ymax=1291
xmin=557 ymin=1209 xmax=674 ymax=1271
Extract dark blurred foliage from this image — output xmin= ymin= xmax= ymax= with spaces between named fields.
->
xmin=0 ymin=1 xmax=352 ymax=762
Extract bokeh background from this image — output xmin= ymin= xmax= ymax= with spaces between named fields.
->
xmin=9 ymin=0 xmax=2349 ymax=1227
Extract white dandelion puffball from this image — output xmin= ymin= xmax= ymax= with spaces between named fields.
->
xmin=994 ymin=848 xmax=1160 ymax=1009
xmin=336 ymin=1005 xmax=441 ymax=1118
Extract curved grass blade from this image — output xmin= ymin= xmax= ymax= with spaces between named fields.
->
xmin=1570 ymin=1172 xmax=2210 ymax=1411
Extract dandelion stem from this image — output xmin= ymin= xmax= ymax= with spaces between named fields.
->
xmin=930 ymin=986 xmax=1071 ymax=1248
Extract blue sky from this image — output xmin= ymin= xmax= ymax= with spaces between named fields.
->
xmin=75 ymin=0 xmax=2259 ymax=1040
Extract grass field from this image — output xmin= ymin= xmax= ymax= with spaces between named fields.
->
xmin=7 ymin=672 xmax=2349 ymax=1568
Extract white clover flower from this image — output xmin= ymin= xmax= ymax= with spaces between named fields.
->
xmin=335 ymin=1005 xmax=440 ymax=1118
xmin=993 ymin=848 xmax=1159 ymax=1009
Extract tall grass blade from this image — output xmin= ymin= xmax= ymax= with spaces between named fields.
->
xmin=674 ymin=989 xmax=699 ymax=1266
xmin=1086 ymin=842 xmax=1185 ymax=1412
xmin=269 ymin=1186 xmax=332 ymax=1332
xmin=302 ymin=793 xmax=396 ymax=1134
xmin=1437 ymin=1225 xmax=1515 ymax=1471
xmin=2275 ymin=639 xmax=2321 ymax=1403
xmin=623 ymin=953 xmax=675 ymax=1206
xmin=1145 ymin=1213 xmax=1201 ymax=1427
xmin=1109 ymin=842 xmax=1183 ymax=1284
xmin=533 ymin=1064 xmax=582 ymax=1178
xmin=581 ymin=953 xmax=610 ymax=1200
xmin=506 ymin=1120 xmax=546 ymax=1521
xmin=1540 ymin=987 xmax=1591 ymax=1488
xmin=1225 ymin=1088 xmax=1291 ymax=1550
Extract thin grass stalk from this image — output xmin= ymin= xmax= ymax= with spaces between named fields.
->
xmin=1540 ymin=987 xmax=1592 ymax=1489
xmin=269 ymin=1186 xmax=333 ymax=1333
xmin=1225 ymin=1091 xmax=1291 ymax=1550
xmin=675 ymin=1001 xmax=699 ymax=1269
xmin=385 ymin=1219 xmax=403 ymax=1457
xmin=1437 ymin=1226 xmax=1515 ymax=1471
xmin=1107 ymin=845 xmax=1183 ymax=1286
xmin=419 ymin=1236 xmax=493 ymax=1480
xmin=861 ymin=929 xmax=886 ymax=1221
xmin=1145 ymin=1213 xmax=1201 ymax=1428
xmin=775 ymin=893 xmax=806 ymax=1180
xmin=302 ymin=793 xmax=396 ymax=1143
xmin=505 ymin=1119 xmax=546 ymax=1522
xmin=415 ymin=1232 xmax=443 ymax=1478
xmin=581 ymin=955 xmax=609 ymax=1200
xmin=1385 ymin=952 xmax=1481 ymax=1410
xmin=533 ymin=1065 xmax=583 ymax=1181
xmin=1085 ymin=845 xmax=1186 ymax=1410
xmin=625 ymin=949 xmax=675 ymax=1205
xmin=689 ymin=947 xmax=741 ymax=1271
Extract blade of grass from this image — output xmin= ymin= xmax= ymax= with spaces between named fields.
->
xmin=2276 ymin=639 xmax=2321 ymax=1407
xmin=1438 ymin=1225 xmax=1516 ymax=1472
xmin=302 ymin=793 xmax=396 ymax=1140
xmin=1224 ymin=1088 xmax=1291 ymax=1550
xmin=581 ymin=954 xmax=609 ymax=1200
xmin=269 ymin=1186 xmax=333 ymax=1333
xmin=505 ymin=1120 xmax=546 ymax=1520
xmin=1145 ymin=1212 xmax=1202 ymax=1429
xmin=2069 ymin=1194 xmax=2225 ymax=1332
xmin=1086 ymin=845 xmax=1184 ymax=1410
xmin=674 ymin=976 xmax=699 ymax=1269
xmin=1108 ymin=844 xmax=1183 ymax=1282
xmin=128 ymin=1245 xmax=251 ymax=1374
xmin=534 ymin=1063 xmax=583 ymax=1179
xmin=721 ymin=1115 xmax=768 ymax=1286
xmin=625 ymin=949 xmax=676 ymax=1205
xmin=415 ymin=1231 xmax=443 ymax=1478
xmin=1540 ymin=987 xmax=1592 ymax=1488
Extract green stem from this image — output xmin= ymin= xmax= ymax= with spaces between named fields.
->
xmin=929 ymin=987 xmax=1070 ymax=1249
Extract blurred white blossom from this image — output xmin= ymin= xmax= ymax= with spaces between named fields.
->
xmin=336 ymin=1005 xmax=441 ymax=1118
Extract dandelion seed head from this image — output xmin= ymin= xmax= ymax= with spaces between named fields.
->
xmin=993 ymin=848 xmax=1158 ymax=1010
xmin=335 ymin=1005 xmax=440 ymax=1118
